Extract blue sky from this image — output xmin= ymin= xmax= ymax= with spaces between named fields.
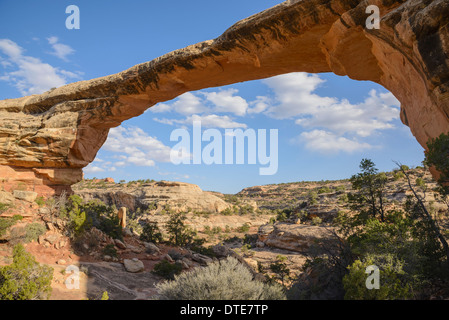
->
xmin=0 ymin=0 xmax=425 ymax=194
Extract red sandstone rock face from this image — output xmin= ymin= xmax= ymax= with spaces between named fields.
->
xmin=0 ymin=0 xmax=448 ymax=195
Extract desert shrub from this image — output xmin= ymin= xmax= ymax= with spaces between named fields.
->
xmin=311 ymin=216 xmax=322 ymax=226
xmin=0 ymin=244 xmax=53 ymax=300
xmin=308 ymin=191 xmax=318 ymax=205
xmin=101 ymin=291 xmax=109 ymax=300
xmin=62 ymin=197 xmax=121 ymax=240
xmin=237 ymin=223 xmax=250 ymax=233
xmin=415 ymin=178 xmax=426 ymax=188
xmin=34 ymin=196 xmax=45 ymax=207
xmin=102 ymin=244 xmax=117 ymax=258
xmin=269 ymin=255 xmax=290 ymax=286
xmin=24 ymin=223 xmax=46 ymax=243
xmin=239 ymin=205 xmax=255 ymax=215
xmin=156 ymin=257 xmax=286 ymax=300
xmin=140 ymin=221 xmax=163 ymax=243
xmin=166 ymin=210 xmax=196 ymax=246
xmin=152 ymin=260 xmax=183 ymax=280
xmin=58 ymin=195 xmax=90 ymax=238
xmin=0 ymin=202 xmax=9 ymax=214
xmin=318 ymin=187 xmax=331 ymax=194
xmin=343 ymin=255 xmax=413 ymax=300
xmin=393 ymin=171 xmax=405 ymax=181
xmin=0 ymin=215 xmax=23 ymax=237
xmin=338 ymin=193 xmax=349 ymax=204
xmin=240 ymin=243 xmax=253 ymax=256
xmin=190 ymin=245 xmax=216 ymax=258
xmin=81 ymin=199 xmax=121 ymax=240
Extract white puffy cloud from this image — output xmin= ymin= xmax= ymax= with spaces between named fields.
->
xmin=264 ymin=72 xmax=336 ymax=119
xmin=0 ymin=39 xmax=82 ymax=95
xmin=144 ymin=71 xmax=400 ymax=155
xmin=202 ymin=88 xmax=249 ymax=116
xmin=83 ymin=165 xmax=105 ymax=174
xmin=47 ymin=36 xmax=75 ymax=61
xmin=103 ymin=126 xmax=173 ymax=167
xmin=154 ymin=114 xmax=247 ymax=129
xmin=294 ymin=89 xmax=400 ymax=137
xmin=150 ymin=92 xmax=208 ymax=115
xmin=262 ymin=72 xmax=400 ymax=153
xmin=297 ymin=130 xmax=373 ymax=154
xmin=248 ymin=96 xmax=270 ymax=114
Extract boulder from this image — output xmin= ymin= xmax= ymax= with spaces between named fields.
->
xmin=123 ymin=258 xmax=144 ymax=273
xmin=260 ymin=223 xmax=335 ymax=253
xmin=0 ymin=191 xmax=14 ymax=205
xmin=191 ymin=253 xmax=213 ymax=266
xmin=13 ymin=190 xmax=38 ymax=202
xmin=114 ymin=239 xmax=127 ymax=250
xmin=144 ymin=242 xmax=161 ymax=254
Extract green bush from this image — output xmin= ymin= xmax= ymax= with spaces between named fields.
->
xmin=269 ymin=255 xmax=290 ymax=286
xmin=343 ymin=255 xmax=413 ymax=300
xmin=0 ymin=202 xmax=9 ymax=214
xmin=308 ymin=191 xmax=318 ymax=205
xmin=152 ymin=260 xmax=183 ymax=280
xmin=102 ymin=244 xmax=118 ymax=258
xmin=35 ymin=196 xmax=46 ymax=207
xmin=393 ymin=171 xmax=405 ymax=181
xmin=0 ymin=244 xmax=53 ymax=300
xmin=165 ymin=210 xmax=196 ymax=246
xmin=237 ymin=223 xmax=250 ymax=233
xmin=415 ymin=178 xmax=426 ymax=188
xmin=318 ymin=187 xmax=331 ymax=194
xmin=0 ymin=215 xmax=23 ymax=237
xmin=140 ymin=221 xmax=163 ymax=243
xmin=311 ymin=216 xmax=322 ymax=226
xmin=61 ymin=196 xmax=122 ymax=240
xmin=156 ymin=257 xmax=286 ymax=300
xmin=24 ymin=223 xmax=46 ymax=243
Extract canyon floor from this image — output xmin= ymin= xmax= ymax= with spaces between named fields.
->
xmin=0 ymin=166 xmax=448 ymax=300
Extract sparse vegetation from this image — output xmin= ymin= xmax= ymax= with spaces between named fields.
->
xmin=0 ymin=215 xmax=23 ymax=238
xmin=237 ymin=223 xmax=250 ymax=233
xmin=102 ymin=244 xmax=118 ymax=258
xmin=0 ymin=244 xmax=53 ymax=300
xmin=152 ymin=260 xmax=183 ymax=280
xmin=24 ymin=223 xmax=46 ymax=243
xmin=165 ymin=209 xmax=197 ymax=247
xmin=140 ymin=221 xmax=163 ymax=243
xmin=156 ymin=257 xmax=286 ymax=300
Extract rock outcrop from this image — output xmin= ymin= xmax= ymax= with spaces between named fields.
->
xmin=258 ymin=222 xmax=335 ymax=253
xmin=0 ymin=0 xmax=448 ymax=195
xmin=73 ymin=180 xmax=231 ymax=214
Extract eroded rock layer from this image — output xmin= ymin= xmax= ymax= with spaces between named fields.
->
xmin=0 ymin=0 xmax=448 ymax=195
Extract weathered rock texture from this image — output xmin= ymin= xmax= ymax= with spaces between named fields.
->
xmin=0 ymin=0 xmax=448 ymax=195
xmin=74 ymin=180 xmax=231 ymax=214
xmin=258 ymin=222 xmax=335 ymax=252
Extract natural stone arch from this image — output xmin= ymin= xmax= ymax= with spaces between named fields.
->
xmin=0 ymin=0 xmax=448 ymax=195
